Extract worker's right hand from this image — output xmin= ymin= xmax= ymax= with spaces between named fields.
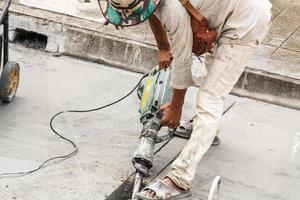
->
xmin=160 ymin=102 xmax=182 ymax=129
xmin=158 ymin=48 xmax=173 ymax=70
xmin=161 ymin=89 xmax=186 ymax=129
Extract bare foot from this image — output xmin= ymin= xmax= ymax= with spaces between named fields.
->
xmin=141 ymin=177 xmax=183 ymax=198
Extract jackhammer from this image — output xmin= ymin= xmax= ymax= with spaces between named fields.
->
xmin=131 ymin=66 xmax=174 ymax=199
xmin=131 ymin=66 xmax=222 ymax=199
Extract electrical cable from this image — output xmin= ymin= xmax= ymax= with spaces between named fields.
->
xmin=189 ymin=101 xmax=236 ymax=123
xmin=0 ymin=73 xmax=148 ymax=178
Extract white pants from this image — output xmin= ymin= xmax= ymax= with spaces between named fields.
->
xmin=167 ymin=32 xmax=269 ymax=189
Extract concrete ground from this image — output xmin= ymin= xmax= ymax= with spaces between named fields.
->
xmin=0 ymin=45 xmax=300 ymax=200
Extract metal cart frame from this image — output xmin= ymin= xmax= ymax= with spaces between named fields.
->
xmin=0 ymin=0 xmax=20 ymax=103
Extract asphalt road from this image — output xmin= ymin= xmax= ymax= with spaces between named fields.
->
xmin=0 ymin=45 xmax=300 ymax=200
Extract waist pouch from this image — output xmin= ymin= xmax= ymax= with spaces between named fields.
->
xmin=179 ymin=0 xmax=217 ymax=56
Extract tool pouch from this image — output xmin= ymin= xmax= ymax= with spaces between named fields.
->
xmin=179 ymin=0 xmax=217 ymax=56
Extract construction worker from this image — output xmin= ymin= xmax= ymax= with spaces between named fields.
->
xmin=100 ymin=0 xmax=272 ymax=199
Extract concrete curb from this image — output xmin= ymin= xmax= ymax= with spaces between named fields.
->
xmin=233 ymin=68 xmax=300 ymax=110
xmin=7 ymin=3 xmax=157 ymax=72
xmin=5 ymin=3 xmax=300 ymax=110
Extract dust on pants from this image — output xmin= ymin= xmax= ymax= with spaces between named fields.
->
xmin=167 ymin=39 xmax=267 ymax=190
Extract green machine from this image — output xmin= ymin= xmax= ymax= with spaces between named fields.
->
xmin=132 ymin=66 xmax=174 ymax=199
xmin=131 ymin=66 xmax=222 ymax=199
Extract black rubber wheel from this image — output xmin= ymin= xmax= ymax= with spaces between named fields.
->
xmin=0 ymin=61 xmax=20 ymax=103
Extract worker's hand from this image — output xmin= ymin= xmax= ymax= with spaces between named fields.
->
xmin=158 ymin=49 xmax=173 ymax=70
xmin=160 ymin=102 xmax=182 ymax=129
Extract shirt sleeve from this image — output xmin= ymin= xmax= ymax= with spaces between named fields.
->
xmin=155 ymin=0 xmax=194 ymax=89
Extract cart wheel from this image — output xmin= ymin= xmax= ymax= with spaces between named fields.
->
xmin=0 ymin=62 xmax=20 ymax=103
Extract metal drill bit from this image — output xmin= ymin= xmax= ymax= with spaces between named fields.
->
xmin=131 ymin=172 xmax=143 ymax=200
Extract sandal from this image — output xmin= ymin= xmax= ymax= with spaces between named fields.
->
xmin=174 ymin=120 xmax=193 ymax=139
xmin=136 ymin=180 xmax=191 ymax=200
xmin=175 ymin=120 xmax=221 ymax=146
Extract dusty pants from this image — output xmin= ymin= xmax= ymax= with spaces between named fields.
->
xmin=167 ymin=38 xmax=268 ymax=190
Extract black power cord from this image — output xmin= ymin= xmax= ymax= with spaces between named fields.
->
xmin=0 ymin=74 xmax=148 ymax=178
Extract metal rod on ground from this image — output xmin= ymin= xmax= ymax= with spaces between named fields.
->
xmin=207 ymin=176 xmax=222 ymax=200
xmin=190 ymin=102 xmax=236 ymax=122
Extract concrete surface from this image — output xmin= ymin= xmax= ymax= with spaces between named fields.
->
xmin=156 ymin=96 xmax=300 ymax=200
xmin=0 ymin=44 xmax=194 ymax=200
xmin=13 ymin=0 xmax=103 ymax=23
xmin=0 ymin=45 xmax=300 ymax=200
xmin=2 ymin=0 xmax=300 ymax=109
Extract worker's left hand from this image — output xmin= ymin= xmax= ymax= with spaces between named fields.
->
xmin=160 ymin=102 xmax=182 ymax=129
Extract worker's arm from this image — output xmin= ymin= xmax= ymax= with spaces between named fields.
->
xmin=148 ymin=14 xmax=173 ymax=69
xmin=161 ymin=89 xmax=187 ymax=129
xmin=149 ymin=14 xmax=187 ymax=128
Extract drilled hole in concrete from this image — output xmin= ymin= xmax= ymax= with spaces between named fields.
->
xmin=13 ymin=29 xmax=48 ymax=50
xmin=106 ymin=175 xmax=135 ymax=200
xmin=105 ymin=174 xmax=146 ymax=200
